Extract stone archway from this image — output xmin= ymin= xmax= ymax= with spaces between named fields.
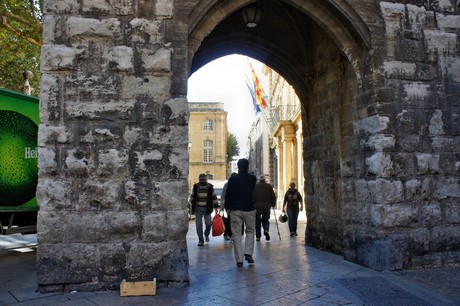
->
xmin=37 ymin=0 xmax=460 ymax=292
xmin=188 ymin=0 xmax=370 ymax=263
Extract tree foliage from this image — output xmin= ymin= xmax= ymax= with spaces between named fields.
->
xmin=226 ymin=132 xmax=240 ymax=164
xmin=0 ymin=0 xmax=43 ymax=94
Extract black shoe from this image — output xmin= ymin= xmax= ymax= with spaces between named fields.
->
xmin=244 ymin=254 xmax=254 ymax=264
xmin=198 ymin=241 xmax=204 ymax=246
xmin=236 ymin=262 xmax=243 ymax=267
xmin=264 ymin=231 xmax=270 ymax=241
xmin=256 ymin=237 xmax=261 ymax=242
xmin=290 ymin=233 xmax=295 ymax=237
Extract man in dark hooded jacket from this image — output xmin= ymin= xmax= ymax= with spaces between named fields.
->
xmin=224 ymin=158 xmax=257 ymax=266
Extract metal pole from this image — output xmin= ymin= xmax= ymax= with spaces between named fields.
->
xmin=272 ymin=207 xmax=281 ymax=241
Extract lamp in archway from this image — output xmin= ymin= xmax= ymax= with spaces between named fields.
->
xmin=241 ymin=2 xmax=262 ymax=28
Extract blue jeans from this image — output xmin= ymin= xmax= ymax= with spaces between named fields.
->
xmin=287 ymin=206 xmax=299 ymax=234
xmin=195 ymin=206 xmax=211 ymax=242
xmin=255 ymin=213 xmax=270 ymax=238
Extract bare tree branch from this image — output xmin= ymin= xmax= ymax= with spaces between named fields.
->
xmin=0 ymin=15 xmax=42 ymax=46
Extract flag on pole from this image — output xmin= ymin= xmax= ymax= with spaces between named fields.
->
xmin=248 ymin=61 xmax=268 ymax=110
xmin=245 ymin=77 xmax=261 ymax=114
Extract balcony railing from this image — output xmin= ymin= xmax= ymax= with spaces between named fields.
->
xmin=269 ymin=104 xmax=299 ymax=131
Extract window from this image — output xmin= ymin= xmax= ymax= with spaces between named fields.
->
xmin=203 ymin=140 xmax=213 ymax=163
xmin=203 ymin=119 xmax=213 ymax=131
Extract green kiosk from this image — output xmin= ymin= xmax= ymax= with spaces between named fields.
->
xmin=0 ymin=88 xmax=39 ymax=235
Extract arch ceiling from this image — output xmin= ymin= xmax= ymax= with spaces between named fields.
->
xmin=188 ymin=0 xmax=370 ymax=101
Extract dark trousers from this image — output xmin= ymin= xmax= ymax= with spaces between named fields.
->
xmin=287 ymin=206 xmax=299 ymax=234
xmin=255 ymin=213 xmax=270 ymax=238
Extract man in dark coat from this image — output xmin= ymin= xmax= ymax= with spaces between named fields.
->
xmin=225 ymin=159 xmax=257 ymax=266
xmin=253 ymin=175 xmax=276 ymax=241
xmin=191 ymin=173 xmax=218 ymax=246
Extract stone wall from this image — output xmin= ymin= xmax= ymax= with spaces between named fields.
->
xmin=305 ymin=1 xmax=460 ymax=270
xmin=37 ymin=0 xmax=190 ymax=292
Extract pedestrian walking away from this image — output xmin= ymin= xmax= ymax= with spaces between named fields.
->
xmin=220 ymin=172 xmax=237 ymax=241
xmin=190 ymin=173 xmax=218 ymax=246
xmin=282 ymin=180 xmax=303 ymax=237
xmin=224 ymin=158 xmax=257 ymax=267
xmin=253 ymin=174 xmax=276 ymax=242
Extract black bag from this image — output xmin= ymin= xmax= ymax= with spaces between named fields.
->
xmin=222 ymin=213 xmax=232 ymax=238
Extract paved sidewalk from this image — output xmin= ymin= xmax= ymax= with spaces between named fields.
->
xmin=0 ymin=214 xmax=459 ymax=305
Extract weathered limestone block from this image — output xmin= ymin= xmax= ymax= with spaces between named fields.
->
xmin=371 ymin=203 xmax=418 ymax=228
xmin=424 ymin=30 xmax=458 ymax=55
xmin=43 ymin=0 xmax=79 ymax=14
xmin=77 ymin=180 xmax=122 ymax=211
xmin=433 ymin=178 xmax=460 ymax=200
xmin=39 ymin=74 xmax=62 ymax=121
xmin=129 ymin=18 xmax=162 ymax=44
xmin=107 ymin=46 xmax=134 ymax=71
xmin=380 ymin=2 xmax=405 ymax=37
xmin=440 ymin=57 xmax=460 ymax=82
xmin=429 ymin=109 xmax=445 ymax=135
xmin=142 ymin=211 xmax=189 ymax=241
xmin=41 ymin=45 xmax=78 ymax=71
xmin=382 ymin=61 xmax=416 ymax=79
xmin=373 ymin=179 xmax=404 ymax=204
xmin=38 ymin=243 xmax=102 ymax=287
xmin=121 ymin=75 xmax=169 ymax=99
xmin=36 ymin=179 xmax=74 ymax=212
xmin=421 ymin=202 xmax=443 ymax=227
xmin=406 ymin=178 xmax=432 ymax=202
xmin=65 ymin=100 xmax=134 ymax=121
xmin=142 ymin=48 xmax=172 ymax=72
xmin=402 ymin=82 xmax=432 ymax=107
xmin=80 ymin=128 xmax=122 ymax=144
xmin=355 ymin=179 xmax=374 ymax=202
xmin=63 ymin=73 xmax=122 ymax=102
xmin=366 ymin=152 xmax=395 ymax=177
xmin=356 ymin=232 xmax=407 ymax=270
xmin=98 ymin=149 xmax=129 ymax=177
xmin=82 ymin=0 xmax=111 ymax=14
xmin=445 ymin=202 xmax=460 ymax=224
xmin=149 ymin=125 xmax=189 ymax=146
xmin=65 ymin=148 xmax=96 ymax=177
xmin=432 ymin=135 xmax=457 ymax=151
xmin=67 ymin=17 xmax=122 ymax=41
xmin=38 ymin=125 xmax=70 ymax=145
xmin=355 ymin=115 xmax=390 ymax=135
xmin=416 ymin=153 xmax=440 ymax=174
xmin=115 ymin=0 xmax=133 ymax=15
xmin=364 ymin=134 xmax=395 ymax=151
xmin=436 ymin=13 xmax=460 ymax=30
xmin=435 ymin=0 xmax=457 ymax=12
xmin=37 ymin=148 xmax=57 ymax=175
xmin=406 ymin=4 xmax=426 ymax=39
xmin=156 ymin=0 xmax=173 ymax=17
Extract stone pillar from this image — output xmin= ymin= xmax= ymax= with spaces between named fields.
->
xmin=281 ymin=125 xmax=296 ymax=184
xmin=37 ymin=0 xmax=189 ymax=292
xmin=276 ymin=137 xmax=284 ymax=201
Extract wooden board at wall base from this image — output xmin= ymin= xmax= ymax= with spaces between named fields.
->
xmin=120 ymin=278 xmax=156 ymax=296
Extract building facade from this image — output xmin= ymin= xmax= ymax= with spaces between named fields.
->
xmin=188 ymin=102 xmax=227 ymax=188
xmin=246 ymin=115 xmax=270 ymax=180
xmin=267 ymin=69 xmax=304 ymax=208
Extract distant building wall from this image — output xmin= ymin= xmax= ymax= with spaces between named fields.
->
xmin=188 ymin=103 xmax=227 ymax=188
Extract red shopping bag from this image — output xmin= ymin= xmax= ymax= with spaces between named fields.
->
xmin=212 ymin=212 xmax=226 ymax=236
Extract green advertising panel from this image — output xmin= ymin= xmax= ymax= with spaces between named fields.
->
xmin=0 ymin=88 xmax=39 ymax=211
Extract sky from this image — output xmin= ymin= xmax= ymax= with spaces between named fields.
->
xmin=187 ymin=54 xmax=267 ymax=157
